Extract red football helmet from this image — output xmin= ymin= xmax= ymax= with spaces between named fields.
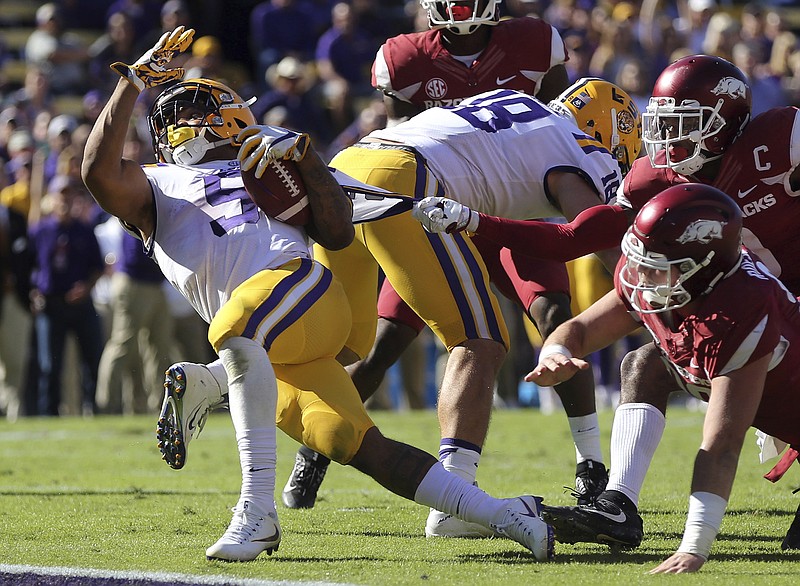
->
xmin=642 ymin=55 xmax=751 ymax=176
xmin=421 ymin=1 xmax=501 ymax=35
xmin=620 ymin=184 xmax=743 ymax=313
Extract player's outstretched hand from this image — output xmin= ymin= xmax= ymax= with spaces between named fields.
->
xmin=412 ymin=196 xmax=479 ymax=234
xmin=111 ymin=26 xmax=194 ymax=92
xmin=525 ymin=352 xmax=590 ymax=387
xmin=237 ymin=125 xmax=311 ymax=178
xmin=649 ymin=552 xmax=706 ymax=574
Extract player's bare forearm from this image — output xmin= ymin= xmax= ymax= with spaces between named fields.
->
xmin=300 ymin=149 xmax=355 ymax=250
xmin=82 ymin=78 xmax=153 ymax=231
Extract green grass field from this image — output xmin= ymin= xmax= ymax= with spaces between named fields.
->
xmin=1 ymin=407 xmax=799 ymax=584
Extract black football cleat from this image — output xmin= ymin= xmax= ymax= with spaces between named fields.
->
xmin=573 ymin=460 xmax=609 ymax=506
xmin=541 ymin=489 xmax=643 ymax=548
xmin=281 ymin=445 xmax=330 ymax=509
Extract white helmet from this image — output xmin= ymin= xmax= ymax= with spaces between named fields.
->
xmin=421 ymin=1 xmax=501 ymax=35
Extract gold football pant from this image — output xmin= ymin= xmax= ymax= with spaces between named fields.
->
xmin=208 ymin=258 xmax=374 ymax=463
xmin=318 ymin=143 xmax=509 ymax=358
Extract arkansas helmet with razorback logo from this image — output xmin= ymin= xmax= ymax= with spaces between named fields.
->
xmin=619 ymin=183 xmax=743 ymax=313
xmin=642 ymin=55 xmax=751 ymax=176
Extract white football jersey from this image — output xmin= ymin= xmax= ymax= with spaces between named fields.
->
xmin=370 ymin=89 xmax=623 ymax=219
xmin=141 ymin=160 xmax=310 ymax=324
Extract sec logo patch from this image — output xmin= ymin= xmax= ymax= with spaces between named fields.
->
xmin=425 ymin=78 xmax=447 ymax=99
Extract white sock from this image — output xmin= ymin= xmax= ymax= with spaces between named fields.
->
xmin=205 ymin=359 xmax=228 ymax=399
xmin=568 ymin=412 xmax=604 ymax=464
xmin=219 ymin=337 xmax=278 ymax=515
xmin=439 ymin=441 xmax=480 ymax=483
xmin=414 ymin=462 xmax=505 ymax=526
xmin=606 ymin=402 xmax=666 ymax=507
xmin=236 ymin=427 xmax=277 ymax=515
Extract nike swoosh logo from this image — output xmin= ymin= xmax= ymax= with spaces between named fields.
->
xmin=689 ymin=358 xmax=700 ymax=369
xmin=737 ymin=185 xmax=757 ymax=198
xmin=253 ymin=527 xmax=281 ymax=543
xmin=496 ymin=75 xmax=516 ymax=85
xmin=588 ymin=508 xmax=627 ymax=523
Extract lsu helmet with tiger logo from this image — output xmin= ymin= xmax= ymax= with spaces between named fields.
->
xmin=148 ymin=78 xmax=256 ymax=165
xmin=619 ymin=183 xmax=743 ymax=313
xmin=549 ymin=77 xmax=642 ymax=176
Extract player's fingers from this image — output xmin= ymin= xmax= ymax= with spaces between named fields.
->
xmin=236 ymin=126 xmax=263 ymax=144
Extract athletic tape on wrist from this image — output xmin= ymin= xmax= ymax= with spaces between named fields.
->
xmin=538 ymin=344 xmax=573 ymax=361
xmin=676 ymin=491 xmax=727 ymax=560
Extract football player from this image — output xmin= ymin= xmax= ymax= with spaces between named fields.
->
xmin=295 ymin=77 xmax=638 ymax=539
xmin=284 ymin=0 xmax=577 ymax=526
xmin=82 ymin=27 xmax=555 ymax=563
xmin=527 ymin=184 xmax=800 ymax=572
xmin=374 ymin=0 xmax=569 ymax=125
xmin=422 ymin=55 xmax=800 ymax=551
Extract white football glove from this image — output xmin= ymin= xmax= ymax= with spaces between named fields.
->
xmin=236 ymin=125 xmax=311 ymax=178
xmin=111 ymin=26 xmax=194 ymax=92
xmin=412 ymin=196 xmax=479 ymax=234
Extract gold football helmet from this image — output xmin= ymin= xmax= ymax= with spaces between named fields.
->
xmin=148 ymin=78 xmax=256 ymax=165
xmin=549 ymin=77 xmax=642 ymax=176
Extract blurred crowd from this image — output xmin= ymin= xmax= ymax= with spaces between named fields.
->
xmin=1 ymin=0 xmax=800 ymax=420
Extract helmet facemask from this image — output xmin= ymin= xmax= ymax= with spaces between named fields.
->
xmin=421 ymin=0 xmax=500 ymax=35
xmin=620 ymin=231 xmax=717 ymax=314
xmin=642 ymin=97 xmax=728 ymax=176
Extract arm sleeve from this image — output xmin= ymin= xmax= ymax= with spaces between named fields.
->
xmin=474 ymin=205 xmax=630 ymax=262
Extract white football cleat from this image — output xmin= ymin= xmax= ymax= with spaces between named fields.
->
xmin=156 ymin=362 xmax=227 ymax=469
xmin=425 ymin=507 xmax=496 ymax=538
xmin=491 ymin=495 xmax=555 ymax=561
xmin=206 ymin=500 xmax=281 ymax=562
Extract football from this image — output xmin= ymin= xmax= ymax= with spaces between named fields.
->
xmin=241 ymin=159 xmax=311 ymax=226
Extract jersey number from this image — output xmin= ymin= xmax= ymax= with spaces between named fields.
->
xmin=448 ymin=90 xmax=551 ymax=132
xmin=203 ymin=171 xmax=260 ymax=236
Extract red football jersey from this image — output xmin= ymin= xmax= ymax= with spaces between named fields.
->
xmin=372 ymin=17 xmax=567 ymax=109
xmin=614 ymin=251 xmax=800 ymax=445
xmin=619 ymin=107 xmax=800 ymax=294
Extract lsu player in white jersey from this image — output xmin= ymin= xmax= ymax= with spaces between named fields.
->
xmin=293 ymin=78 xmax=641 ymax=537
xmin=82 ymin=27 xmax=556 ymax=563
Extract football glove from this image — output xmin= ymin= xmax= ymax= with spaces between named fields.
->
xmin=111 ymin=26 xmax=194 ymax=92
xmin=412 ymin=196 xmax=479 ymax=234
xmin=236 ymin=125 xmax=311 ymax=178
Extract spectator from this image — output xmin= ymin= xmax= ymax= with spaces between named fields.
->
xmin=88 ymin=11 xmax=140 ymax=95
xmin=104 ymin=0 xmax=162 ymax=40
xmin=615 ymin=58 xmax=650 ymax=115
xmin=42 ymin=114 xmax=78 ymax=189
xmin=732 ymin=41 xmax=788 ymax=116
xmin=96 ymin=228 xmax=175 ymax=414
xmin=314 ymin=2 xmax=380 ymax=132
xmin=253 ymin=56 xmax=332 ymax=146
xmin=1 ymin=151 xmax=33 ymax=219
xmin=28 ymin=175 xmax=104 ymax=416
xmin=0 ymin=202 xmax=32 ymax=421
xmin=701 ymin=11 xmax=741 ymax=63
xmin=24 ymin=3 xmax=91 ymax=96
xmin=249 ymin=0 xmax=322 ymax=91
xmin=738 ymin=2 xmax=771 ymax=63
xmin=3 ymin=66 xmax=52 ymax=122
xmin=680 ymin=0 xmax=718 ymax=54
xmin=183 ymin=36 xmax=253 ymax=96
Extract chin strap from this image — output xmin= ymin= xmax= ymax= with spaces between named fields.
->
xmin=171 ymin=134 xmax=232 ymax=165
